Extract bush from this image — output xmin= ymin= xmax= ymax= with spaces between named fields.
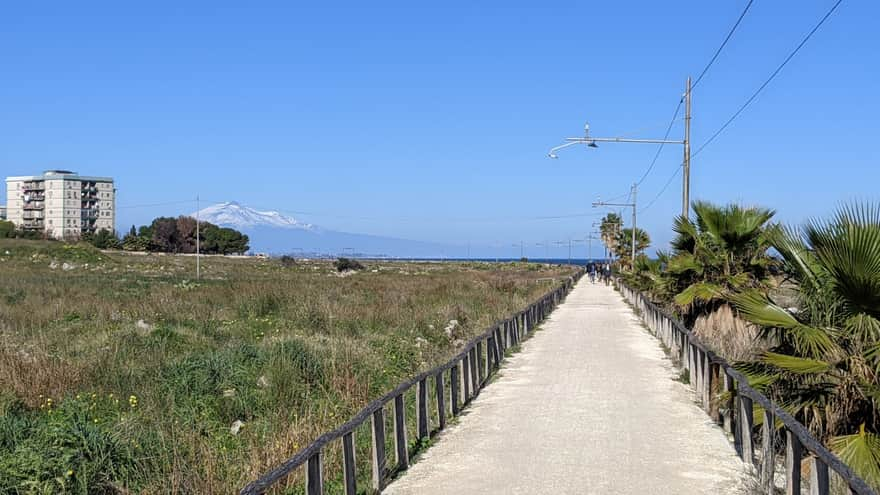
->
xmin=279 ymin=255 xmax=296 ymax=267
xmin=84 ymin=229 xmax=121 ymax=250
xmin=0 ymin=221 xmax=14 ymax=239
xmin=333 ymin=257 xmax=364 ymax=272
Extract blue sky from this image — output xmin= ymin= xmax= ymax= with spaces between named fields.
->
xmin=1 ymin=1 xmax=877 ymax=258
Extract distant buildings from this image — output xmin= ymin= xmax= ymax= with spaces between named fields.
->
xmin=0 ymin=204 xmax=6 ymax=220
xmin=4 ymin=170 xmax=116 ymax=239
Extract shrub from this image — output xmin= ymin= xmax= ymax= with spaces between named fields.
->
xmin=0 ymin=221 xmax=14 ymax=239
xmin=279 ymin=255 xmax=296 ymax=267
xmin=333 ymin=257 xmax=363 ymax=272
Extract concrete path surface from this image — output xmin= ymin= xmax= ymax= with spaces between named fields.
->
xmin=384 ymin=280 xmax=745 ymax=494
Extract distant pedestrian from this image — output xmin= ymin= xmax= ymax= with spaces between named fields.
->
xmin=588 ymin=263 xmax=596 ymax=283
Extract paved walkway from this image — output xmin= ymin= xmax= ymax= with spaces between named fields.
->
xmin=385 ymin=280 xmax=745 ymax=494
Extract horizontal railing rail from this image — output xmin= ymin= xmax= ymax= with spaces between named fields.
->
xmin=616 ymin=281 xmax=876 ymax=495
xmin=241 ymin=269 xmax=585 ymax=495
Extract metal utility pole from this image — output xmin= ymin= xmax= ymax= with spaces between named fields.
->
xmin=548 ymin=77 xmax=692 ymax=217
xmin=682 ymin=76 xmax=692 ymax=217
xmin=593 ymin=184 xmax=638 ymax=270
xmin=196 ymin=194 xmax=200 ymax=280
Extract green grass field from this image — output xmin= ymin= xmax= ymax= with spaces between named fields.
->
xmin=0 ymin=239 xmax=572 ymax=494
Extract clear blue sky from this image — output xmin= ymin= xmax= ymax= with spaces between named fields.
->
xmin=1 ymin=1 xmax=877 ymax=258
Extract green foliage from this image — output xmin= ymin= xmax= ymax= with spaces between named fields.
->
xmin=730 ymin=203 xmax=880 ymax=489
xmin=0 ymin=394 xmax=152 ymax=494
xmin=200 ymin=223 xmax=249 ymax=255
xmin=661 ymin=201 xmax=776 ymax=324
xmin=599 ymin=213 xmax=622 ymax=264
xmin=119 ymin=217 xmax=248 ymax=254
xmin=0 ymin=251 xmax=572 ymax=493
xmin=0 ymin=221 xmax=14 ymax=239
xmin=334 ymin=257 xmax=364 ymax=272
xmin=613 ymin=227 xmax=650 ymax=269
xmin=83 ymin=229 xmax=121 ymax=250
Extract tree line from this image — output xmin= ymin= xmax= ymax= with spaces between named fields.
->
xmin=612 ymin=201 xmax=880 ymax=489
xmin=0 ymin=216 xmax=249 ymax=255
xmin=111 ymin=216 xmax=249 ymax=254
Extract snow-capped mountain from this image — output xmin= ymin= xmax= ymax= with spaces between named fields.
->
xmin=193 ymin=202 xmax=316 ymax=231
xmin=188 ymin=201 xmax=452 ymax=257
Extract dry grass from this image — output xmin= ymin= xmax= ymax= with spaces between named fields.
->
xmin=692 ymin=303 xmax=773 ymax=362
xmin=0 ymin=239 xmax=572 ymax=493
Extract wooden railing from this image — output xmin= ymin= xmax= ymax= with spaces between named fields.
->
xmin=240 ymin=269 xmax=584 ymax=495
xmin=617 ymin=282 xmax=877 ymax=495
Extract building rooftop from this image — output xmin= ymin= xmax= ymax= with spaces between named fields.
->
xmin=6 ymin=170 xmax=113 ymax=182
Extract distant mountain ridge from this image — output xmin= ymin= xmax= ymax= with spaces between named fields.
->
xmin=193 ymin=202 xmax=317 ymax=231
xmin=190 ymin=201 xmax=452 ymax=257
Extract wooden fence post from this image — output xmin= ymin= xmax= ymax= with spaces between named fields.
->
xmin=688 ymin=344 xmax=696 ymax=386
xmin=393 ymin=394 xmax=408 ymax=470
xmin=462 ymin=354 xmax=471 ymax=402
xmin=306 ymin=451 xmax=323 ymax=495
xmin=785 ymin=429 xmax=801 ymax=495
xmin=450 ymin=364 xmax=460 ymax=416
xmin=477 ymin=340 xmax=485 ymax=385
xmin=740 ymin=395 xmax=755 ymax=466
xmin=417 ymin=378 xmax=429 ymax=440
xmin=723 ymin=371 xmax=736 ymax=435
xmin=761 ymin=409 xmax=775 ymax=492
xmin=469 ymin=346 xmax=479 ymax=394
xmin=702 ymin=352 xmax=712 ymax=413
xmin=810 ymin=457 xmax=829 ymax=495
xmin=371 ymin=408 xmax=386 ymax=491
xmin=342 ymin=432 xmax=357 ymax=495
xmin=435 ymin=371 xmax=446 ymax=431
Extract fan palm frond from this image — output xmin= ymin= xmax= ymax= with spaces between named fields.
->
xmin=674 ymin=281 xmax=724 ymax=307
xmin=730 ymin=289 xmax=837 ymax=358
xmin=761 ymin=351 xmax=833 ymax=374
xmin=830 ymin=424 xmax=880 ymax=491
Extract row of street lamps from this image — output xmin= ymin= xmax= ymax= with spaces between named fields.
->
xmin=547 ymin=78 xmax=694 ymax=269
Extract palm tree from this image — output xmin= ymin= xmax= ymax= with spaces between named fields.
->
xmin=664 ymin=201 xmax=776 ymax=324
xmin=614 ymin=227 xmax=650 ymax=269
xmin=731 ymin=204 xmax=880 ymax=489
xmin=600 ymin=213 xmax=622 ymax=262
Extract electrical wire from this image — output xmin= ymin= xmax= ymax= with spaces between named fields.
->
xmin=692 ymin=0 xmax=757 ymax=89
xmin=638 ymin=0 xmax=843 ymax=214
xmin=636 ymin=98 xmax=683 ymax=187
xmin=639 ymin=165 xmax=682 ymax=214
xmin=693 ymin=0 xmax=844 ymax=158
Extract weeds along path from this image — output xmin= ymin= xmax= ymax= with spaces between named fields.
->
xmin=384 ymin=280 xmax=744 ymax=494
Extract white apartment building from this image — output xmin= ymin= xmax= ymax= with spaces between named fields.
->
xmin=5 ymin=170 xmax=115 ymax=239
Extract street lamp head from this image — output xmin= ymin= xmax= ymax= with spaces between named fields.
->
xmin=588 ymin=141 xmax=598 ymax=148
xmin=548 ymin=152 xmax=558 ymax=159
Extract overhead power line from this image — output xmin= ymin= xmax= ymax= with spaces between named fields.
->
xmin=693 ymin=0 xmax=844 ymax=158
xmin=636 ymin=98 xmax=683 ymax=187
xmin=692 ymin=0 xmax=757 ymax=89
xmin=639 ymin=0 xmax=844 ymax=213
xmin=639 ymin=165 xmax=682 ymax=214
xmin=633 ymin=0 xmax=754 ymax=190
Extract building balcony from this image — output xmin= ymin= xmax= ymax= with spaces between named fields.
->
xmin=22 ymin=182 xmax=45 ymax=191
xmin=22 ymin=204 xmax=45 ymax=210
xmin=22 ymin=220 xmax=44 ymax=229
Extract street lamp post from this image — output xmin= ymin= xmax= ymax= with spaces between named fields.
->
xmin=548 ymin=78 xmax=692 ymax=217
